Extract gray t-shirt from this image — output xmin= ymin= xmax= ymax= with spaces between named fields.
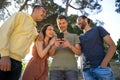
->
xmin=50 ymin=32 xmax=80 ymax=71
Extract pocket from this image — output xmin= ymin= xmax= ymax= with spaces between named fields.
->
xmin=93 ymin=66 xmax=112 ymax=75
xmin=92 ymin=66 xmax=115 ymax=79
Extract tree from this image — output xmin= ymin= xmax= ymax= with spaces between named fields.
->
xmin=0 ymin=0 xmax=103 ymax=34
xmin=117 ymin=39 xmax=120 ymax=53
xmin=112 ymin=38 xmax=120 ymax=60
xmin=115 ymin=0 xmax=120 ymax=13
xmin=57 ymin=0 xmax=102 ymax=16
xmin=37 ymin=0 xmax=65 ymax=32
xmin=0 ymin=0 xmax=65 ymax=28
xmin=54 ymin=0 xmax=104 ymax=34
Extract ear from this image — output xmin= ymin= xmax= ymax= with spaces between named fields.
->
xmin=84 ymin=18 xmax=88 ymax=23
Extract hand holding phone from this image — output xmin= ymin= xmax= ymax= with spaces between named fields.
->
xmin=57 ymin=32 xmax=64 ymax=44
xmin=57 ymin=32 xmax=64 ymax=40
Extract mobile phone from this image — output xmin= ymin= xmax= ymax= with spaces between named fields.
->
xmin=57 ymin=32 xmax=64 ymax=39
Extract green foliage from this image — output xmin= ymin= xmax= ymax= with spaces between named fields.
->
xmin=73 ymin=0 xmax=102 ymax=15
xmin=115 ymin=0 xmax=120 ymax=13
xmin=67 ymin=14 xmax=83 ymax=35
xmin=43 ymin=0 xmax=65 ymax=15
xmin=36 ymin=0 xmax=65 ymax=32
xmin=37 ymin=13 xmax=58 ymax=32
xmin=22 ymin=60 xmax=28 ymax=71
xmin=0 ymin=0 xmax=11 ymax=9
xmin=117 ymin=39 xmax=120 ymax=53
xmin=0 ymin=0 xmax=108 ymax=37
xmin=112 ymin=39 xmax=120 ymax=60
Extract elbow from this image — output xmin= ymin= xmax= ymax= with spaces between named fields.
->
xmin=112 ymin=43 xmax=117 ymax=52
xmin=110 ymin=44 xmax=116 ymax=54
xmin=39 ymin=55 xmax=45 ymax=59
xmin=76 ymin=51 xmax=82 ymax=56
xmin=77 ymin=53 xmax=82 ymax=56
xmin=49 ymin=55 xmax=54 ymax=57
xmin=38 ymin=52 xmax=46 ymax=59
xmin=78 ymin=53 xmax=82 ymax=56
xmin=49 ymin=53 xmax=54 ymax=57
xmin=113 ymin=45 xmax=117 ymax=53
xmin=77 ymin=54 xmax=81 ymax=56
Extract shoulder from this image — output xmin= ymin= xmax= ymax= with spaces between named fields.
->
xmin=67 ymin=33 xmax=79 ymax=40
xmin=67 ymin=33 xmax=78 ymax=36
xmin=97 ymin=26 xmax=106 ymax=31
xmin=14 ymin=12 xmax=29 ymax=17
xmin=92 ymin=26 xmax=108 ymax=33
xmin=97 ymin=26 xmax=110 ymax=37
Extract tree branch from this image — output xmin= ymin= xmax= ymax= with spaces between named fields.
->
xmin=68 ymin=4 xmax=83 ymax=10
xmin=4 ymin=7 xmax=11 ymax=16
xmin=19 ymin=0 xmax=29 ymax=11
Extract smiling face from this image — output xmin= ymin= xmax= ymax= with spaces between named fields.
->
xmin=33 ymin=6 xmax=46 ymax=21
xmin=37 ymin=7 xmax=46 ymax=21
xmin=57 ymin=18 xmax=68 ymax=33
xmin=45 ymin=26 xmax=55 ymax=38
xmin=77 ymin=17 xmax=86 ymax=30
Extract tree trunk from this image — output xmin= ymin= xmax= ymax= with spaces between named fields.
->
xmin=65 ymin=0 xmax=69 ymax=16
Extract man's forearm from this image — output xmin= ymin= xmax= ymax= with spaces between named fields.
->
xmin=101 ymin=45 xmax=116 ymax=67
xmin=69 ymin=44 xmax=81 ymax=56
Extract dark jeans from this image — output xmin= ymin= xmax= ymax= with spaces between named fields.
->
xmin=50 ymin=70 xmax=78 ymax=80
xmin=0 ymin=58 xmax=22 ymax=80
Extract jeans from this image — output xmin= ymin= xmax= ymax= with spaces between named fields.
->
xmin=83 ymin=66 xmax=115 ymax=80
xmin=0 ymin=58 xmax=22 ymax=80
xmin=50 ymin=70 xmax=78 ymax=80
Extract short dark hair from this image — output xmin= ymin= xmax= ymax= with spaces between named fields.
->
xmin=56 ymin=15 xmax=67 ymax=21
xmin=79 ymin=15 xmax=91 ymax=24
xmin=32 ymin=5 xmax=45 ymax=12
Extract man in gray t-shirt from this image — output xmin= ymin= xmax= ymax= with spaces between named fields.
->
xmin=49 ymin=15 xmax=81 ymax=80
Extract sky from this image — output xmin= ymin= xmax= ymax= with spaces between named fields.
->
xmin=91 ymin=0 xmax=120 ymax=44
xmin=66 ymin=0 xmax=120 ymax=44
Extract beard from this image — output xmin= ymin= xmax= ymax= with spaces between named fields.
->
xmin=81 ymin=25 xmax=85 ymax=29
xmin=80 ymin=22 xmax=86 ymax=30
xmin=79 ymin=24 xmax=86 ymax=30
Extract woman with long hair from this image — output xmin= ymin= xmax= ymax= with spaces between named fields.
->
xmin=22 ymin=24 xmax=55 ymax=80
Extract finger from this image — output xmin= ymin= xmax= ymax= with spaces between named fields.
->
xmin=6 ymin=62 xmax=11 ymax=71
xmin=3 ymin=63 xmax=7 ymax=71
xmin=59 ymin=41 xmax=64 ymax=43
xmin=0 ymin=60 xmax=11 ymax=71
xmin=2 ymin=60 xmax=7 ymax=71
xmin=0 ymin=62 xmax=5 ymax=71
xmin=0 ymin=62 xmax=4 ymax=71
xmin=0 ymin=60 xmax=1 ymax=69
xmin=56 ymin=38 xmax=61 ymax=41
xmin=62 ymin=38 xmax=66 ymax=40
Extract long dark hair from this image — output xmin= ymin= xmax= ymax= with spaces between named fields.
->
xmin=35 ymin=24 xmax=53 ymax=42
xmin=41 ymin=24 xmax=52 ymax=37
